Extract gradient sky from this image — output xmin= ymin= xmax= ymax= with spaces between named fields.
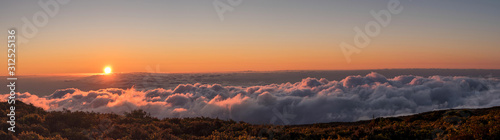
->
xmin=1 ymin=0 xmax=499 ymax=75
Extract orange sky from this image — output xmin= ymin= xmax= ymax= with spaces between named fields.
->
xmin=1 ymin=1 xmax=499 ymax=75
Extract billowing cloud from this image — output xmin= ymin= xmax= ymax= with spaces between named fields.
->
xmin=3 ymin=72 xmax=500 ymax=124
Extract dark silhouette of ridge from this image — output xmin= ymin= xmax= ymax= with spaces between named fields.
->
xmin=1 ymin=101 xmax=499 ymax=139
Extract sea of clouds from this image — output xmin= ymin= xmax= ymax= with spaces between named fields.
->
xmin=3 ymin=72 xmax=500 ymax=124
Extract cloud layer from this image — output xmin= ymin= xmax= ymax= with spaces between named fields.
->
xmin=4 ymin=72 xmax=500 ymax=124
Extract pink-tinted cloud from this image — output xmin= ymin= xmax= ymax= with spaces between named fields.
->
xmin=2 ymin=72 xmax=500 ymax=124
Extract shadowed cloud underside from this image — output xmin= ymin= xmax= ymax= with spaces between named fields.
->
xmin=3 ymin=72 xmax=500 ymax=124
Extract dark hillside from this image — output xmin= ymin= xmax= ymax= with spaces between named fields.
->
xmin=1 ymin=101 xmax=499 ymax=139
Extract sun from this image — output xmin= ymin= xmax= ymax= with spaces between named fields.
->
xmin=104 ymin=67 xmax=112 ymax=74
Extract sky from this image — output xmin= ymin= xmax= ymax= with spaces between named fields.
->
xmin=1 ymin=0 xmax=499 ymax=75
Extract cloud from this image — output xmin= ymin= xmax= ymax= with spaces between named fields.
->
xmin=3 ymin=72 xmax=500 ymax=124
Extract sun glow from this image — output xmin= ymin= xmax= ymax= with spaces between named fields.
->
xmin=104 ymin=67 xmax=112 ymax=74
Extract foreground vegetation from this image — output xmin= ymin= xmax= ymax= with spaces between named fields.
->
xmin=1 ymin=101 xmax=500 ymax=140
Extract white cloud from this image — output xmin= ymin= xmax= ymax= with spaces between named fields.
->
xmin=3 ymin=72 xmax=500 ymax=124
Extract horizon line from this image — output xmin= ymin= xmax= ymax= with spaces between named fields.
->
xmin=2 ymin=68 xmax=500 ymax=77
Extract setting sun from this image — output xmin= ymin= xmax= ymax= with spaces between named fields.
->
xmin=104 ymin=67 xmax=112 ymax=74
